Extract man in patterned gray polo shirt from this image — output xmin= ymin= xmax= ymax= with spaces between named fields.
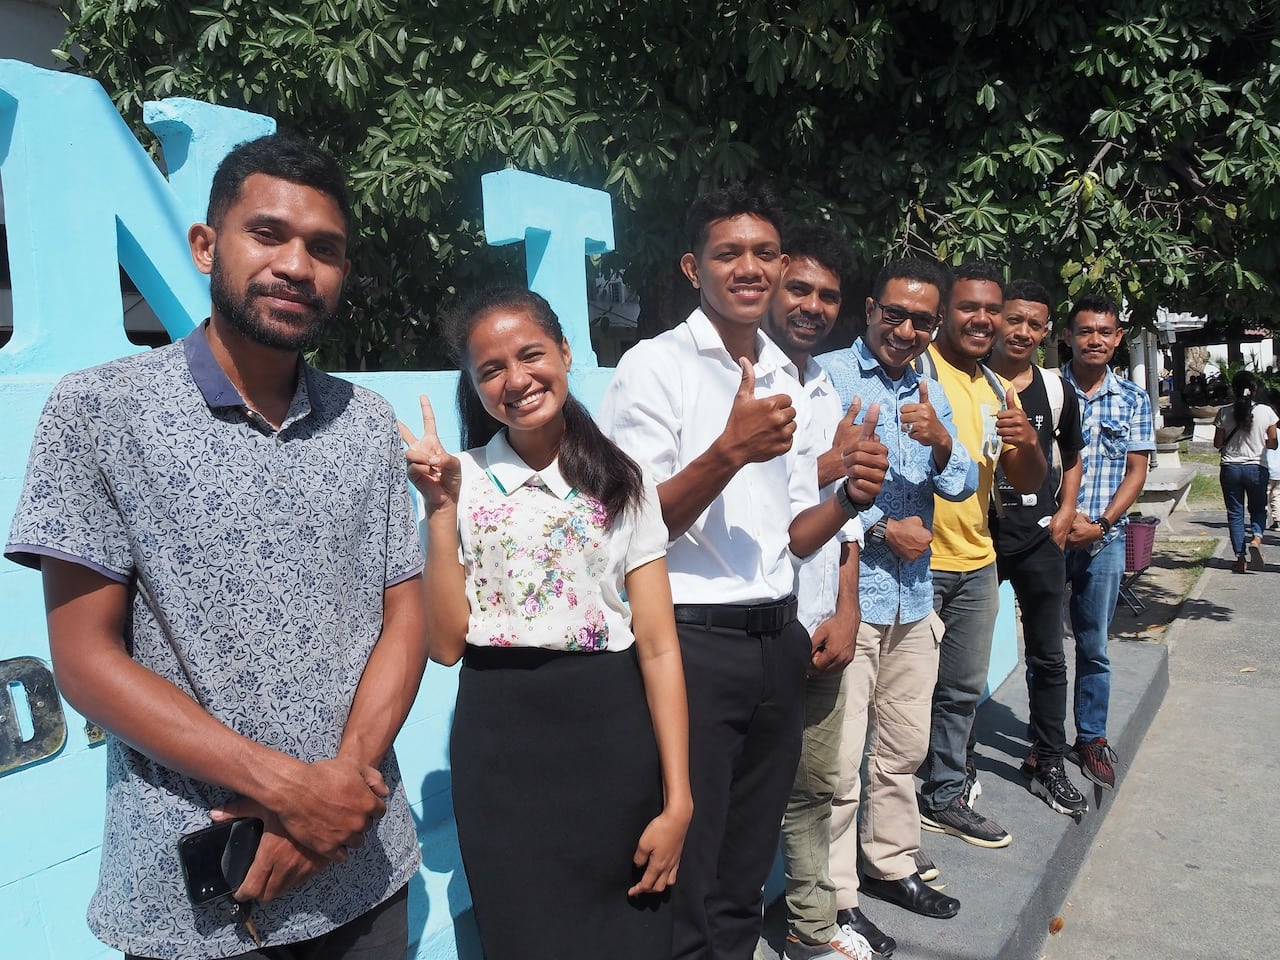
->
xmin=5 ymin=134 xmax=428 ymax=959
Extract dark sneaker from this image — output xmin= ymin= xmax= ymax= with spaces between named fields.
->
xmin=1019 ymin=745 xmax=1039 ymax=778
xmin=912 ymin=848 xmax=939 ymax=883
xmin=920 ymin=795 xmax=1011 ymax=848
xmin=1069 ymin=737 xmax=1118 ymax=789
xmin=1031 ymin=757 xmax=1089 ymax=817
xmin=961 ymin=762 xmax=982 ymax=807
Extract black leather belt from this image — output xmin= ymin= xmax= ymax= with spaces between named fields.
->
xmin=673 ymin=596 xmax=799 ymax=634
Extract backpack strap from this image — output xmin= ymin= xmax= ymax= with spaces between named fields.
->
xmin=1040 ymin=367 xmax=1066 ymax=439
xmin=978 ymin=362 xmax=1008 ymax=409
xmin=913 ymin=350 xmax=1008 ymax=409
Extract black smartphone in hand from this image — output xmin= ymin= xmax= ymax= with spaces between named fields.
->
xmin=178 ymin=817 xmax=264 ymax=905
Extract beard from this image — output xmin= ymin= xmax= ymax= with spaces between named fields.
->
xmin=209 ymin=258 xmax=338 ymax=352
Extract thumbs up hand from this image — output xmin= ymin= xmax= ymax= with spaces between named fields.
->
xmin=995 ymin=386 xmax=1037 ymax=450
xmin=899 ymin=378 xmax=946 ymax=449
xmin=839 ymin=398 xmax=888 ymax=507
xmin=720 ymin=357 xmax=797 ymax=465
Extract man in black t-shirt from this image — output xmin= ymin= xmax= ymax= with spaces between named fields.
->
xmin=987 ymin=279 xmax=1089 ymax=818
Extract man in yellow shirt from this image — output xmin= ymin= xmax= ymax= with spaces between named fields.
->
xmin=915 ymin=262 xmax=1045 ymax=851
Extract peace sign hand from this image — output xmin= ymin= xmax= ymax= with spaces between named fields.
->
xmin=399 ymin=395 xmax=462 ymax=514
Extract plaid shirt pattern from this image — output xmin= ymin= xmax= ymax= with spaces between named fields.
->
xmin=1063 ymin=363 xmax=1154 ymax=547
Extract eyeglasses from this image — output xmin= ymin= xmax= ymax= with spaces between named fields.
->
xmin=872 ymin=300 xmax=941 ymax=333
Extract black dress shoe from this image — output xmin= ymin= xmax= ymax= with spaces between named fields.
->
xmin=859 ymin=872 xmax=960 ymax=919
xmin=837 ymin=907 xmax=896 ymax=956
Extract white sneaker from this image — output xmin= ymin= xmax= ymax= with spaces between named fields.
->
xmin=829 ymin=927 xmax=874 ymax=960
xmin=783 ymin=928 xmax=873 ymax=960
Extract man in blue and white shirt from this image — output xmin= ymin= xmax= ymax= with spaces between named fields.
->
xmin=817 ymin=259 xmax=976 ymax=939
xmin=1061 ymin=293 xmax=1154 ymax=791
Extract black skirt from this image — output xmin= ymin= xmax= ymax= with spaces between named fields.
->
xmin=451 ymin=645 xmax=672 ymax=959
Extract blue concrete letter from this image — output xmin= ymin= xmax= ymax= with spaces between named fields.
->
xmin=481 ymin=168 xmax=614 ymax=367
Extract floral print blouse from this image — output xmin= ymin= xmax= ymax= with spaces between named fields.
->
xmin=456 ymin=432 xmax=667 ymax=652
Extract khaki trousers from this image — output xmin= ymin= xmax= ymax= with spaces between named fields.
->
xmin=780 ymin=668 xmax=847 ymax=944
xmin=829 ymin=614 xmax=943 ymax=905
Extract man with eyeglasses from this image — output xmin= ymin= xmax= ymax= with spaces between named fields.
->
xmin=817 ymin=259 xmax=976 ymax=942
xmin=915 ymin=262 xmax=1046 ymax=854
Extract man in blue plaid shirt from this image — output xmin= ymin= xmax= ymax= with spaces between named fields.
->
xmin=1060 ymin=293 xmax=1154 ymax=790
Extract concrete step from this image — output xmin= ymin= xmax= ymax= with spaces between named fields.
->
xmin=754 ymin=638 xmax=1170 ymax=960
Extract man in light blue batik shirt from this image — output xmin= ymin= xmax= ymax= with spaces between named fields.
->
xmin=817 ymin=258 xmax=976 ymax=947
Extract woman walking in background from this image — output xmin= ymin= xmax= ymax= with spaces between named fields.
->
xmin=401 ymin=287 xmax=691 ymax=959
xmin=1214 ymin=370 xmax=1279 ymax=573
xmin=1267 ymin=398 xmax=1280 ymax=530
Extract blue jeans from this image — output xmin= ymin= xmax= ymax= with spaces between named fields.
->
xmin=1065 ymin=532 xmax=1125 ymax=743
xmin=1221 ymin=462 xmax=1269 ymax=557
xmin=921 ymin=563 xmax=999 ymax=810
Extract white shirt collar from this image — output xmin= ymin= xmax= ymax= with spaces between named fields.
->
xmin=483 ymin=431 xmax=576 ymax=500
xmin=802 ymin=356 xmax=834 ymax=392
xmin=685 ymin=308 xmax=800 ymax=381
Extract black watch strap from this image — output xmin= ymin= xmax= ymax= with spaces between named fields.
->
xmin=835 ymin=481 xmax=870 ymax=518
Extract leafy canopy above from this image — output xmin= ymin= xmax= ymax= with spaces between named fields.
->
xmin=60 ymin=0 xmax=1280 ymax=368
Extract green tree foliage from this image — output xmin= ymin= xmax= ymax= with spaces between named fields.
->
xmin=59 ymin=0 xmax=1280 ymax=367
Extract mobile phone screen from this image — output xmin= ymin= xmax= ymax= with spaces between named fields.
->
xmin=178 ymin=818 xmax=263 ymax=905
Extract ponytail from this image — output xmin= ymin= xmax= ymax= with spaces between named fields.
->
xmin=560 ymin=396 xmax=644 ymax=526
xmin=1232 ymin=370 xmax=1257 ymax=432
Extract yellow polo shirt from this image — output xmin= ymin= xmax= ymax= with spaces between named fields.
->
xmin=927 ymin=344 xmax=1012 ymax=572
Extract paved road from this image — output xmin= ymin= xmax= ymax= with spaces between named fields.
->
xmin=1042 ymin=509 xmax=1280 ymax=960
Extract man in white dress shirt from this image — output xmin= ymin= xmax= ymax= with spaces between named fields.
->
xmin=599 ymin=185 xmax=887 ymax=960
xmin=762 ymin=225 xmax=874 ymax=960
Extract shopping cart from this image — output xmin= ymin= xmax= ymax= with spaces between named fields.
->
xmin=1117 ymin=515 xmax=1160 ymax=614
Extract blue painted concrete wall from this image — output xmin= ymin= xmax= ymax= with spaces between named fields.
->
xmin=0 ymin=60 xmax=1016 ymax=960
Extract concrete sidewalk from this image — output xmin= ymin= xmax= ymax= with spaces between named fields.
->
xmin=1042 ymin=510 xmax=1280 ymax=960
xmin=757 ymin=508 xmax=1277 ymax=959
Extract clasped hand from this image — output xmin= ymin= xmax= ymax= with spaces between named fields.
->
xmin=212 ymin=756 xmax=389 ymax=903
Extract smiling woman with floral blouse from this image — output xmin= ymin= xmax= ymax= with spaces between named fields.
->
xmin=401 ymin=286 xmax=691 ymax=960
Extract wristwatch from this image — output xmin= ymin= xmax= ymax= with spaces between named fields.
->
xmin=1094 ymin=516 xmax=1113 ymax=536
xmin=836 ymin=480 xmax=872 ymax=518
xmin=866 ymin=518 xmax=889 ymax=542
